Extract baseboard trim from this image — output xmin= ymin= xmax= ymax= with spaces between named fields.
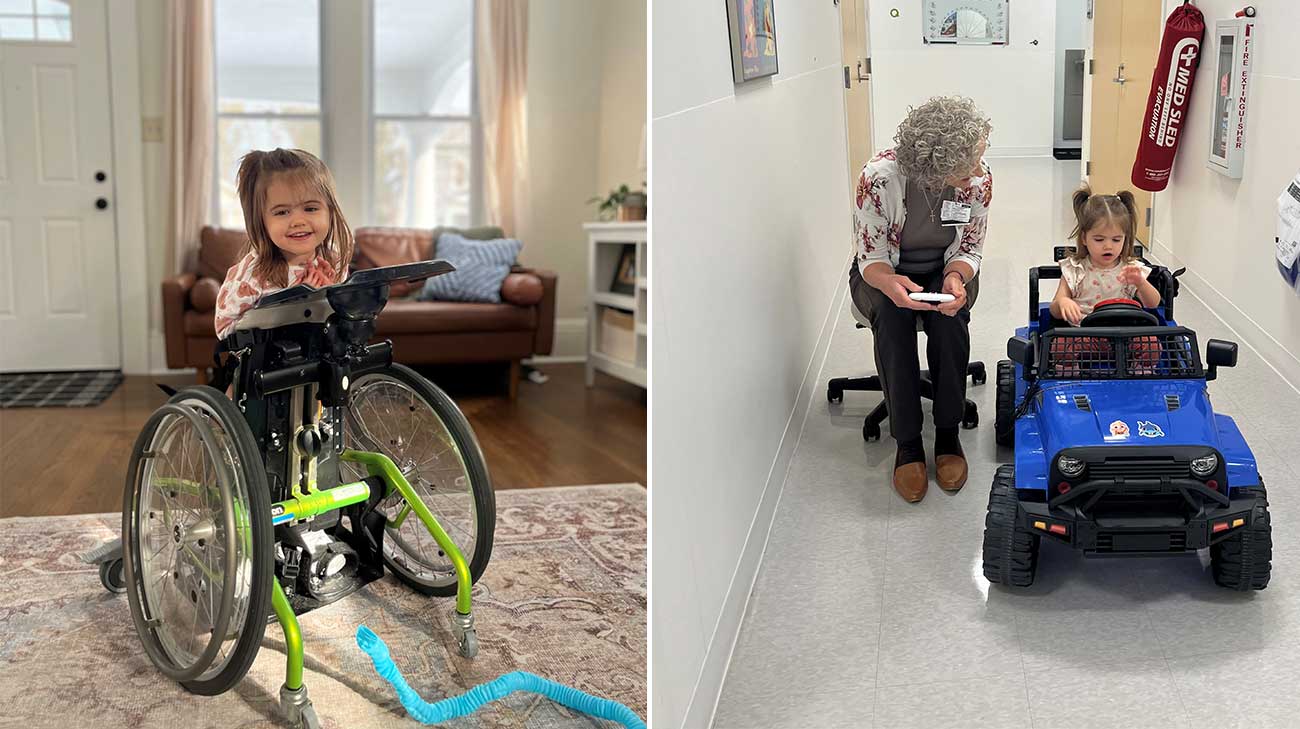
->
xmin=526 ymin=355 xmax=587 ymax=365
xmin=553 ymin=317 xmax=588 ymax=360
xmin=984 ymin=146 xmax=1053 ymax=158
xmin=1149 ymin=238 xmax=1300 ymax=395
xmin=682 ymin=256 xmax=851 ymax=729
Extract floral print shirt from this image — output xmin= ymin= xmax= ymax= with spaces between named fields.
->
xmin=852 ymin=148 xmax=993 ymax=278
xmin=1059 ymin=256 xmax=1152 ymax=315
xmin=214 ymin=251 xmax=346 ymax=340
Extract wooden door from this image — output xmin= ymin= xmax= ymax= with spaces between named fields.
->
xmin=839 ymin=0 xmax=873 ymax=186
xmin=0 ymin=0 xmax=121 ymax=371
xmin=1087 ymin=0 xmax=1161 ymax=244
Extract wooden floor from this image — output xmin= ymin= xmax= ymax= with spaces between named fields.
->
xmin=0 ymin=363 xmax=645 ymax=517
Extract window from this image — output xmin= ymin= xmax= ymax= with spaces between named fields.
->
xmin=211 ymin=0 xmax=478 ymax=230
xmin=0 ymin=0 xmax=71 ymax=42
xmin=214 ymin=0 xmax=321 ymax=227
xmin=371 ymin=0 xmax=476 ymax=228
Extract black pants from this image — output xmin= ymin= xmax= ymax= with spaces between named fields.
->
xmin=848 ymin=265 xmax=978 ymax=443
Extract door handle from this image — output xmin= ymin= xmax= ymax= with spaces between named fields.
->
xmin=1112 ymin=63 xmax=1127 ymax=85
xmin=95 ymin=198 xmax=109 ymax=210
xmin=857 ymin=57 xmax=871 ymax=81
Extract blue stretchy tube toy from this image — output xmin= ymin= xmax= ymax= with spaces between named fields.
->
xmin=356 ymin=626 xmax=646 ymax=728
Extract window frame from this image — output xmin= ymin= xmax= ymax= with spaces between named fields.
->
xmin=210 ymin=0 xmax=482 ymax=230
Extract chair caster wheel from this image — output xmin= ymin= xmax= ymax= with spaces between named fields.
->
xmin=298 ymin=704 xmax=321 ymax=729
xmin=458 ymin=629 xmax=478 ymax=658
xmin=863 ymin=422 xmax=881 ymax=441
xmin=99 ymin=558 xmax=126 ymax=594
xmin=962 ymin=402 xmax=979 ymax=430
xmin=827 ymin=385 xmax=843 ymax=403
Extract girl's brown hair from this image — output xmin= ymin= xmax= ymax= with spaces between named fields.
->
xmin=235 ymin=148 xmax=354 ymax=288
xmin=1069 ymin=184 xmax=1139 ymax=263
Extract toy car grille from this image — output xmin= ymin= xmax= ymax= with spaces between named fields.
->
xmin=1073 ymin=395 xmax=1091 ymax=411
xmin=1166 ymin=394 xmax=1180 ymax=411
xmin=1089 ymin=458 xmax=1190 ymax=479
xmin=1041 ymin=328 xmax=1203 ymax=380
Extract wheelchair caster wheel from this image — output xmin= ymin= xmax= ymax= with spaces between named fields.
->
xmin=863 ymin=422 xmax=881 ymax=441
xmin=827 ymin=385 xmax=844 ymax=403
xmin=99 ymin=558 xmax=126 ymax=594
xmin=970 ymin=363 xmax=987 ymax=385
xmin=962 ymin=402 xmax=979 ymax=430
xmin=458 ymin=629 xmax=479 ymax=658
xmin=298 ymin=704 xmax=321 ymax=729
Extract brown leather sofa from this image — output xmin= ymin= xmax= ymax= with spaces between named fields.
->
xmin=162 ymin=225 xmax=556 ymax=398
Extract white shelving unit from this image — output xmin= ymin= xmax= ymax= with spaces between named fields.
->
xmin=584 ymin=221 xmax=647 ymax=388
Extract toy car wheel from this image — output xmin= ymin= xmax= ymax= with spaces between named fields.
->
xmin=862 ymin=421 xmax=881 ymax=441
xmin=994 ymin=360 xmax=1015 ymax=448
xmin=1211 ymin=483 xmax=1272 ymax=591
xmin=123 ymin=386 xmax=274 ymax=696
xmin=343 ymin=364 xmax=495 ymax=598
xmin=961 ymin=401 xmax=978 ymax=429
xmin=970 ymin=362 xmax=987 ymax=385
xmin=982 ymin=464 xmax=1039 ymax=587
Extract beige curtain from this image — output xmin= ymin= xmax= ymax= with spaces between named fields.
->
xmin=165 ymin=0 xmax=215 ymax=275
xmin=475 ymin=0 xmax=529 ymax=237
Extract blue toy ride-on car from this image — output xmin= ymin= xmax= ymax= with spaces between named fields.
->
xmin=983 ymin=246 xmax=1271 ymax=591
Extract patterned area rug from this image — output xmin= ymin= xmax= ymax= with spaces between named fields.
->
xmin=0 ymin=484 xmax=645 ymax=728
xmin=0 ymin=369 xmax=124 ymax=408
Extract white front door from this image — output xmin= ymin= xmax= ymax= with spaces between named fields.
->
xmin=0 ymin=0 xmax=121 ymax=372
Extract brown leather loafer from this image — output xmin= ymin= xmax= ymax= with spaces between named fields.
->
xmin=893 ymin=462 xmax=929 ymax=502
xmin=935 ymin=454 xmax=968 ymax=492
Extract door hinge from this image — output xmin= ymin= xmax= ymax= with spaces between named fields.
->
xmin=1087 ymin=0 xmax=1094 ymax=19
xmin=1146 ymin=207 xmax=1152 ymax=227
xmin=1088 ymin=59 xmax=1094 ymax=75
xmin=844 ymin=65 xmax=851 ymax=89
xmin=1085 ymin=160 xmax=1091 ymax=175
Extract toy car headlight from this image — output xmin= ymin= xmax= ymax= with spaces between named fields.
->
xmin=1057 ymin=455 xmax=1086 ymax=477
xmin=1191 ymin=453 xmax=1219 ymax=477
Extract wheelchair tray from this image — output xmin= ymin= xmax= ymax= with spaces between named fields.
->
xmin=236 ymin=259 xmax=455 ymax=332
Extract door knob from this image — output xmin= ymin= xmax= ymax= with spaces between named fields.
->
xmin=95 ymin=198 xmax=109 ymax=209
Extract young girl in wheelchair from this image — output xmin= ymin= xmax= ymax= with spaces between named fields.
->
xmin=1049 ymin=186 xmax=1162 ymax=374
xmin=214 ymin=148 xmax=354 ymax=342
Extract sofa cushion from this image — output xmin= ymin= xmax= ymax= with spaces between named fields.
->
xmin=198 ymin=227 xmax=248 ymax=281
xmin=417 ymin=233 xmax=522 ymax=304
xmin=189 ymin=277 xmax=221 ymax=312
xmin=375 ymin=299 xmax=535 ymax=334
xmin=184 ymin=310 xmax=216 ymax=337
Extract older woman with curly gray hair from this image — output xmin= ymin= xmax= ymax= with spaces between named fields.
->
xmin=850 ymin=96 xmax=993 ymax=503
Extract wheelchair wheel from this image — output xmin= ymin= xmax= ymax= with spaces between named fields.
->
xmin=122 ymin=386 xmax=274 ymax=696
xmin=342 ymin=364 xmax=495 ymax=597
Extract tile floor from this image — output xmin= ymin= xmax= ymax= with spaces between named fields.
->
xmin=713 ymin=158 xmax=1300 ymax=729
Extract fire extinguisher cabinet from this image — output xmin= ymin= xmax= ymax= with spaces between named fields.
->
xmin=1207 ymin=18 xmax=1255 ymax=179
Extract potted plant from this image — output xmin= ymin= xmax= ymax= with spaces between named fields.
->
xmin=589 ymin=184 xmax=647 ymax=222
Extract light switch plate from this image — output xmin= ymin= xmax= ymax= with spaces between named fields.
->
xmin=142 ymin=116 xmax=163 ymax=142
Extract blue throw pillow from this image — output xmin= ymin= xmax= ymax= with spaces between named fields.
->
xmin=418 ymin=232 xmax=523 ymax=303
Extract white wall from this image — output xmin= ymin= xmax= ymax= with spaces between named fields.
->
xmin=652 ymin=1 xmax=851 ymax=726
xmin=868 ymin=1 xmax=1056 ymax=156
xmin=1053 ymin=0 xmax=1087 ymax=148
xmin=1151 ymin=0 xmax=1300 ymax=385
xmin=130 ymin=1 xmax=644 ymax=369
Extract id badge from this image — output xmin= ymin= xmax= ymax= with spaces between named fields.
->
xmin=940 ymin=200 xmax=972 ymax=226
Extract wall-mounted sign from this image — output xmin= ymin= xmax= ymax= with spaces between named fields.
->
xmin=923 ymin=1 xmax=1009 ymax=45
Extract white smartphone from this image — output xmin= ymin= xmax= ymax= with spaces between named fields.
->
xmin=908 ymin=292 xmax=956 ymax=303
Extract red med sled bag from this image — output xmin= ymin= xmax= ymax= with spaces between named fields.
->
xmin=1131 ymin=2 xmax=1205 ymax=192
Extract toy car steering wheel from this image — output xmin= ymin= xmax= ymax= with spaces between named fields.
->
xmin=1080 ymin=298 xmax=1159 ymax=327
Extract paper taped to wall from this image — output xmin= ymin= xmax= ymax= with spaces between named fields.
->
xmin=1277 ymin=172 xmax=1300 ymax=289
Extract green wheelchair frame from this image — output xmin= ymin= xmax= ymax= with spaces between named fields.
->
xmin=109 ymin=261 xmax=489 ymax=729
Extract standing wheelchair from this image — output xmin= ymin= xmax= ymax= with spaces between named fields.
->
xmin=96 ymin=261 xmax=494 ymax=728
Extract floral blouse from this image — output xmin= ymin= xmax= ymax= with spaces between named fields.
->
xmin=1059 ymin=256 xmax=1152 ymax=315
xmin=852 ymin=148 xmax=993 ymax=277
xmin=214 ymin=251 xmax=345 ymax=340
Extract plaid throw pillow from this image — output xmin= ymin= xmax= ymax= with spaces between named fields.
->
xmin=417 ymin=232 xmax=523 ymax=303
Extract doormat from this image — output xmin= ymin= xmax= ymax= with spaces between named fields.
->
xmin=0 ymin=370 xmax=124 ymax=408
